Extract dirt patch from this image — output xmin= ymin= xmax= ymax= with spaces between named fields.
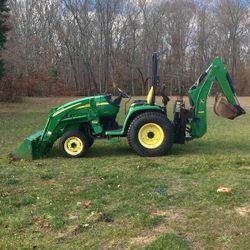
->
xmin=129 ymin=234 xmax=157 ymax=246
xmin=235 ymin=204 xmax=250 ymax=216
xmin=127 ymin=208 xmax=185 ymax=249
xmin=239 ymin=165 xmax=250 ymax=170
xmin=151 ymin=209 xmax=179 ymax=220
xmin=184 ymin=232 xmax=205 ymax=250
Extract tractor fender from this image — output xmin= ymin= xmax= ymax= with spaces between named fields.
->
xmin=122 ymin=105 xmax=164 ymax=135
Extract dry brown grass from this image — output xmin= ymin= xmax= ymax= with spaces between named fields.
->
xmin=0 ymin=96 xmax=249 ymax=113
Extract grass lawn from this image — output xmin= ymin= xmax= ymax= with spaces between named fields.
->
xmin=0 ymin=96 xmax=249 ymax=249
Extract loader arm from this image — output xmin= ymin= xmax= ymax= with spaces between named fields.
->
xmin=188 ymin=57 xmax=245 ymax=138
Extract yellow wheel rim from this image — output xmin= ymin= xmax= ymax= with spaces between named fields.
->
xmin=64 ymin=136 xmax=84 ymax=156
xmin=138 ymin=123 xmax=165 ymax=149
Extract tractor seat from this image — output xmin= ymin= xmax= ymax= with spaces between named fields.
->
xmin=131 ymin=86 xmax=155 ymax=107
xmin=132 ymin=99 xmax=147 ymax=106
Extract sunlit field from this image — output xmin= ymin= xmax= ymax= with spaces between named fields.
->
xmin=0 ymin=96 xmax=249 ymax=249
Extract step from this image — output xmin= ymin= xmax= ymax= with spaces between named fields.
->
xmin=105 ymin=128 xmax=123 ymax=136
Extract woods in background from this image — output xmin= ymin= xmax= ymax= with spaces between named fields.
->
xmin=2 ymin=0 xmax=250 ymax=99
xmin=0 ymin=0 xmax=9 ymax=79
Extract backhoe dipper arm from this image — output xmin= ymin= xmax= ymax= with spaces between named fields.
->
xmin=188 ymin=57 xmax=245 ymax=138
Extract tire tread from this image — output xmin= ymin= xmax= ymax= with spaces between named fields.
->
xmin=127 ymin=112 xmax=174 ymax=156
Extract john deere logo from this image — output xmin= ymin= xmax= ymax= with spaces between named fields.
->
xmin=200 ymin=99 xmax=205 ymax=104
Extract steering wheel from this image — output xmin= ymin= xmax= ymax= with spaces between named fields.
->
xmin=117 ymin=87 xmax=130 ymax=98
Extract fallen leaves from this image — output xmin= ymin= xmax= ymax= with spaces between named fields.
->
xmin=76 ymin=200 xmax=92 ymax=209
xmin=16 ymin=188 xmax=27 ymax=194
xmin=67 ymin=212 xmax=78 ymax=220
xmin=71 ymin=223 xmax=90 ymax=235
xmin=86 ymin=211 xmax=114 ymax=223
xmin=34 ymin=216 xmax=50 ymax=231
xmin=1 ymin=191 xmax=11 ymax=197
xmin=217 ymin=186 xmax=232 ymax=193
xmin=7 ymin=153 xmax=21 ymax=164
xmin=83 ymin=200 xmax=92 ymax=208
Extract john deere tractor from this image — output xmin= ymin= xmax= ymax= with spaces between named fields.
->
xmin=13 ymin=53 xmax=245 ymax=160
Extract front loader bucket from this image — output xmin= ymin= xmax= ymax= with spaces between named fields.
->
xmin=214 ymin=96 xmax=245 ymax=119
xmin=13 ymin=131 xmax=44 ymax=160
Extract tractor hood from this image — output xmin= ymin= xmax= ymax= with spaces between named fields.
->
xmin=48 ymin=95 xmax=109 ymax=117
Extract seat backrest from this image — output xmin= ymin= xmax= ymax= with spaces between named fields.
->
xmin=146 ymin=86 xmax=155 ymax=105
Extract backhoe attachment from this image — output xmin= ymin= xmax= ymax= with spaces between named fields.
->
xmin=188 ymin=57 xmax=245 ymax=138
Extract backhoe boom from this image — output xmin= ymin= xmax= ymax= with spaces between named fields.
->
xmin=188 ymin=57 xmax=245 ymax=138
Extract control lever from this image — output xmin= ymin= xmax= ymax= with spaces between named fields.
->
xmin=160 ymin=84 xmax=170 ymax=107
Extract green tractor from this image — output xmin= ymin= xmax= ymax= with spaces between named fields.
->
xmin=13 ymin=53 xmax=245 ymax=160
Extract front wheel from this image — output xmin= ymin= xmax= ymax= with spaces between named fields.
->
xmin=127 ymin=112 xmax=174 ymax=156
xmin=59 ymin=130 xmax=89 ymax=158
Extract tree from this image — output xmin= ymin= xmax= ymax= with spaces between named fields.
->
xmin=4 ymin=0 xmax=250 ymax=96
xmin=0 ymin=0 xmax=9 ymax=79
xmin=215 ymin=0 xmax=249 ymax=77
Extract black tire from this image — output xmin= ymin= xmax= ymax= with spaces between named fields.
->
xmin=87 ymin=135 xmax=94 ymax=148
xmin=59 ymin=130 xmax=89 ymax=158
xmin=127 ymin=112 xmax=174 ymax=156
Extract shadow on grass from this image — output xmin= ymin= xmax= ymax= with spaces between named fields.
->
xmin=44 ymin=138 xmax=249 ymax=159
xmin=87 ymin=144 xmax=134 ymax=158
xmin=46 ymin=143 xmax=135 ymax=159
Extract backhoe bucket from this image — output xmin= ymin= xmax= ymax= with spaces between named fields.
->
xmin=13 ymin=131 xmax=44 ymax=160
xmin=214 ymin=96 xmax=239 ymax=119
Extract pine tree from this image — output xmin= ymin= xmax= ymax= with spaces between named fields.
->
xmin=0 ymin=0 xmax=9 ymax=79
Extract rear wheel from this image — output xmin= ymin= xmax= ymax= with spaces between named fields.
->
xmin=87 ymin=135 xmax=94 ymax=147
xmin=127 ymin=112 xmax=174 ymax=156
xmin=59 ymin=130 xmax=89 ymax=158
